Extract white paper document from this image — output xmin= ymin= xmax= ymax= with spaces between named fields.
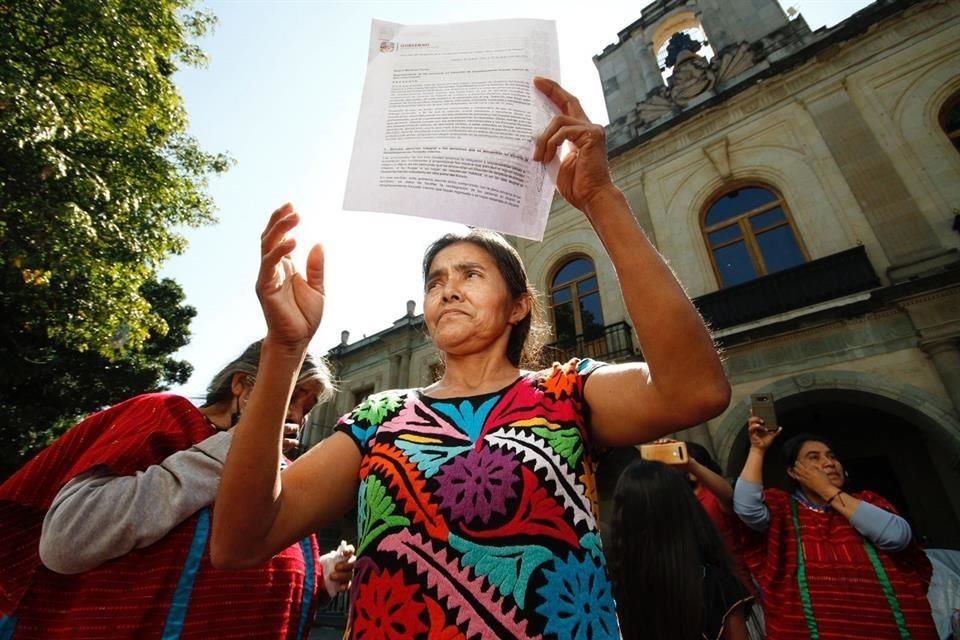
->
xmin=343 ymin=18 xmax=561 ymax=240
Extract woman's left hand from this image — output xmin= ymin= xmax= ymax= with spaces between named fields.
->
xmin=533 ymin=77 xmax=616 ymax=213
xmin=790 ymin=461 xmax=836 ymax=499
xmin=256 ymin=203 xmax=325 ymax=349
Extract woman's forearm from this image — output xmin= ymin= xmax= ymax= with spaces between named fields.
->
xmin=739 ymin=446 xmax=765 ymax=485
xmin=733 ymin=477 xmax=770 ymax=532
xmin=690 ymin=459 xmax=734 ymax=511
xmin=211 ymin=339 xmax=305 ymax=566
xmin=584 ymin=187 xmax=730 ymax=423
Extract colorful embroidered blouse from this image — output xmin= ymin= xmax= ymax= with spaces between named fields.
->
xmin=335 ymin=359 xmax=620 ymax=639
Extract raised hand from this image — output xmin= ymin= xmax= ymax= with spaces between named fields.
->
xmin=533 ymin=77 xmax=616 ymax=213
xmin=747 ymin=415 xmax=780 ymax=451
xmin=256 ymin=203 xmax=325 ymax=350
xmin=789 ymin=461 xmax=837 ymax=500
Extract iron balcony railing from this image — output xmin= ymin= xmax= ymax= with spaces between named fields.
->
xmin=693 ymin=246 xmax=880 ymax=331
xmin=545 ymin=321 xmax=636 ymax=364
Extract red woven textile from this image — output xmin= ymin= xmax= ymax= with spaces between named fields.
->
xmin=742 ymin=488 xmax=936 ymax=640
xmin=0 ymin=394 xmax=319 ymax=639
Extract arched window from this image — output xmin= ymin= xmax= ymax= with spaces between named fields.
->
xmin=550 ymin=256 xmax=605 ymax=343
xmin=940 ymin=91 xmax=960 ymax=153
xmin=703 ymin=185 xmax=806 ymax=288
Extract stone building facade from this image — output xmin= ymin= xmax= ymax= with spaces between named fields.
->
xmin=303 ymin=0 xmax=960 ymax=549
xmin=512 ymin=0 xmax=960 ymax=547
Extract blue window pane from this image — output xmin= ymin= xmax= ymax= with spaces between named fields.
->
xmin=577 ymin=277 xmax=598 ymax=295
xmin=552 ymin=288 xmax=572 ymax=304
xmin=756 ymin=226 xmax=805 ymax=274
xmin=705 ymin=187 xmax=779 ymax=226
xmin=553 ymin=258 xmax=594 ymax=287
xmin=714 ymin=242 xmax=758 ymax=287
xmin=708 ymin=225 xmax=742 ymax=247
xmin=553 ymin=302 xmax=576 ymax=342
xmin=579 ymin=293 xmax=605 ymax=337
xmin=749 ymin=207 xmax=786 ymax=232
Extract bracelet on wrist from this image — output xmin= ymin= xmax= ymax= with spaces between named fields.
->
xmin=826 ymin=490 xmax=844 ymax=505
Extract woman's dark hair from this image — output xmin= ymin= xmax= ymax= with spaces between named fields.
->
xmin=781 ymin=432 xmax=840 ymax=489
xmin=608 ymin=459 xmax=736 ymax=640
xmin=202 ymin=340 xmax=335 ymax=407
xmin=684 ymin=441 xmax=723 ymax=475
xmin=781 ymin=432 xmax=838 ymax=466
xmin=421 ymin=229 xmax=548 ymax=368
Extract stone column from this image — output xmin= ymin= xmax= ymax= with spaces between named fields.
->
xmin=921 ymin=338 xmax=960 ymax=417
xmin=802 ymin=86 xmax=955 ymax=281
xmin=388 ymin=353 xmax=401 ymax=388
xmin=398 ymin=351 xmax=411 ymax=389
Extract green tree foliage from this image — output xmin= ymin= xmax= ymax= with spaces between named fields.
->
xmin=0 ymin=278 xmax=196 ymax=477
xmin=0 ymin=1 xmax=229 ymax=477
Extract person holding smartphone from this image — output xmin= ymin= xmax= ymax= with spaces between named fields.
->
xmin=733 ymin=416 xmax=937 ymax=639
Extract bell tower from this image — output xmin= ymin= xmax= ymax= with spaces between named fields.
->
xmin=595 ymin=0 xmax=811 ymax=148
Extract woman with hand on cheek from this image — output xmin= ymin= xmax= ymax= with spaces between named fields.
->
xmin=733 ymin=417 xmax=937 ymax=640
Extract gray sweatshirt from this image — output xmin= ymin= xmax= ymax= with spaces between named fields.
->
xmin=39 ymin=431 xmax=233 ymax=574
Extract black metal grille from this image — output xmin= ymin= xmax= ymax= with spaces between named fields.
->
xmin=693 ymin=246 xmax=880 ymax=330
xmin=545 ymin=321 xmax=636 ymax=364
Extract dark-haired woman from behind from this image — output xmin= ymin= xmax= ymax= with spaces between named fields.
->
xmin=609 ymin=459 xmax=753 ymax=640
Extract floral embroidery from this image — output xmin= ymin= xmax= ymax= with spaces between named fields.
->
xmin=452 ymin=534 xmax=554 ymax=608
xmin=536 ymin=552 xmax=619 ymax=640
xmin=353 ymin=391 xmax=404 ymax=425
xmin=542 ymin=361 xmax=580 ymax=400
xmin=434 ymin=446 xmax=519 ymax=525
xmin=365 ymin=442 xmax=449 ymax=541
xmin=352 ymin=567 xmax=427 ymax=639
xmin=336 ymin=358 xmax=612 ymax=639
xmin=431 ymin=395 xmax=499 ymax=443
xmin=532 ymin=425 xmax=584 ymax=467
xmin=357 ymin=475 xmax=410 ymax=554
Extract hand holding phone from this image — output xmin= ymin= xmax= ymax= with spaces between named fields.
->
xmin=750 ymin=393 xmax=778 ymax=432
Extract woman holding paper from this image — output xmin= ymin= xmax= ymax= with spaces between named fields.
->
xmin=211 ymin=77 xmax=730 ymax=639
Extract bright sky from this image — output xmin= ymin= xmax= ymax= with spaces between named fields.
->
xmin=165 ymin=0 xmax=874 ymax=400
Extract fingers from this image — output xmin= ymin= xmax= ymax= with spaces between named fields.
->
xmin=333 ymin=558 xmax=355 ymax=573
xmin=534 ymin=115 xmax=594 ymax=162
xmin=259 ymin=205 xmax=299 ymax=285
xmin=747 ymin=422 xmax=767 ymax=435
xmin=534 ymin=76 xmax=589 ymax=121
xmin=261 ymin=203 xmax=299 ymax=254
xmin=306 ymin=243 xmax=325 ymax=294
xmin=259 ymin=239 xmax=297 ymax=290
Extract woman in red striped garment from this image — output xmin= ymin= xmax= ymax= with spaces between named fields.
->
xmin=733 ymin=416 xmax=937 ymax=639
xmin=0 ymin=342 xmax=352 ymax=639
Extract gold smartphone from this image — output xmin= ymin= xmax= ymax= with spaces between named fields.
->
xmin=750 ymin=393 xmax=778 ymax=432
xmin=639 ymin=441 xmax=688 ymax=465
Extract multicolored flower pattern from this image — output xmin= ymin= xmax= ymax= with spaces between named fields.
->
xmin=535 ymin=552 xmax=620 ymax=640
xmin=434 ymin=446 xmax=520 ymax=525
xmin=352 ymin=566 xmax=427 ymax=639
xmin=336 ymin=358 xmax=619 ymax=638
